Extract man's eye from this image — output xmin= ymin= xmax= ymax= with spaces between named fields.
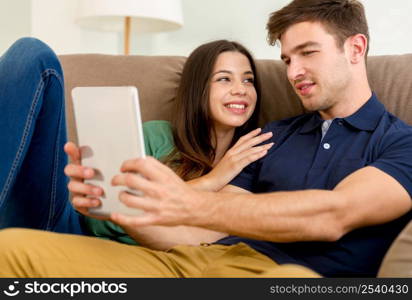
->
xmin=302 ymin=51 xmax=316 ymax=56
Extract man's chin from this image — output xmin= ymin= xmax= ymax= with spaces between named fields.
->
xmin=298 ymin=95 xmax=329 ymax=113
xmin=300 ymin=98 xmax=318 ymax=112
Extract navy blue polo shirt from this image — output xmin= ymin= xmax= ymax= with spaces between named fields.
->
xmin=216 ymin=93 xmax=412 ymax=277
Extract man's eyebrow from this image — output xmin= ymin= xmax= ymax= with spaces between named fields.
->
xmin=280 ymin=41 xmax=321 ymax=60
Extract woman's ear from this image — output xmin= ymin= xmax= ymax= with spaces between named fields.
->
xmin=347 ymin=34 xmax=368 ymax=64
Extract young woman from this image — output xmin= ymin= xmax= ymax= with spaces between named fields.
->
xmin=0 ymin=38 xmax=273 ymax=250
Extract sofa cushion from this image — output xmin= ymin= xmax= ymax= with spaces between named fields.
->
xmin=59 ymin=54 xmax=185 ymax=144
xmin=367 ymin=54 xmax=412 ymax=125
xmin=59 ymin=54 xmax=412 ymax=145
xmin=378 ymin=220 xmax=412 ymax=277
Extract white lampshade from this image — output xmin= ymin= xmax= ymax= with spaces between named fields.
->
xmin=76 ymin=0 xmax=184 ymax=33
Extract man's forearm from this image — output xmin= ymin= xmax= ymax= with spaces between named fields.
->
xmin=111 ymin=158 xmax=412 ymax=243
xmin=186 ymin=166 xmax=412 ymax=243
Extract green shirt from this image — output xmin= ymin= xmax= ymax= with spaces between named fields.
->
xmin=83 ymin=120 xmax=174 ymax=245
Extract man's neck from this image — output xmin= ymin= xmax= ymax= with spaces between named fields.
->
xmin=320 ymin=70 xmax=372 ymax=120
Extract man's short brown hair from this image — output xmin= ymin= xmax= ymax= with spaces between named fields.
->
xmin=266 ymin=0 xmax=370 ymax=55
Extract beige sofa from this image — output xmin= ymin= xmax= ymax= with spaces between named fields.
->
xmin=59 ymin=53 xmax=412 ymax=277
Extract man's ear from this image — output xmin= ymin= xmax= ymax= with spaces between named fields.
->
xmin=347 ymin=34 xmax=368 ymax=64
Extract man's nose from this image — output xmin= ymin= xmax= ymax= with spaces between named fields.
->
xmin=287 ymin=61 xmax=305 ymax=82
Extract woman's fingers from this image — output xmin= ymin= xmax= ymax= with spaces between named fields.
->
xmin=232 ymin=128 xmax=262 ymax=148
xmin=235 ymin=143 xmax=274 ymax=167
xmin=235 ymin=128 xmax=262 ymax=143
xmin=231 ymin=131 xmax=273 ymax=154
xmin=225 ymin=142 xmax=274 ymax=172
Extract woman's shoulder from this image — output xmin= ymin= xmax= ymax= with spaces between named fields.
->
xmin=143 ymin=120 xmax=174 ymax=159
xmin=143 ymin=120 xmax=173 ymax=139
xmin=143 ymin=120 xmax=172 ymax=131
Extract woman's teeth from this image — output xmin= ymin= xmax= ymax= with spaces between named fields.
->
xmin=226 ymin=104 xmax=246 ymax=109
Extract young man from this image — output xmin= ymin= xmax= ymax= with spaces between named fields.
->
xmin=1 ymin=0 xmax=411 ymax=277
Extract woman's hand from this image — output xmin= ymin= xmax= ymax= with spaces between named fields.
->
xmin=190 ymin=128 xmax=274 ymax=191
xmin=63 ymin=142 xmax=107 ymax=220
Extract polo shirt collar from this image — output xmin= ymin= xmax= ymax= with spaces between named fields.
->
xmin=299 ymin=113 xmax=323 ymax=134
xmin=299 ymin=93 xmax=385 ymax=134
xmin=343 ymin=93 xmax=385 ymax=131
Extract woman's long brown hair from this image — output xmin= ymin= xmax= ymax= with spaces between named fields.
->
xmin=165 ymin=40 xmax=261 ymax=180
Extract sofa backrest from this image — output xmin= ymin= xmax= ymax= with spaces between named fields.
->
xmin=59 ymin=54 xmax=412 ymax=145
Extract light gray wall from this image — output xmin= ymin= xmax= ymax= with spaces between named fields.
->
xmin=135 ymin=0 xmax=290 ymax=58
xmin=0 ymin=0 xmax=31 ymax=54
xmin=135 ymin=0 xmax=412 ymax=58
xmin=0 ymin=0 xmax=411 ymax=58
xmin=364 ymin=0 xmax=412 ymax=55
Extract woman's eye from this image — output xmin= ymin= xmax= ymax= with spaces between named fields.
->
xmin=244 ymin=78 xmax=255 ymax=84
xmin=217 ymin=77 xmax=230 ymax=82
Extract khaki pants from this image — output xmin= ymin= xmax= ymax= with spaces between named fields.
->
xmin=0 ymin=228 xmax=320 ymax=278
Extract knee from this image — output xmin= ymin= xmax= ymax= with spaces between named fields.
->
xmin=0 ymin=228 xmax=32 ymax=251
xmin=10 ymin=37 xmax=48 ymax=51
xmin=4 ymin=37 xmax=62 ymax=77
xmin=0 ymin=228 xmax=41 ymax=277
xmin=0 ymin=228 xmax=38 ymax=258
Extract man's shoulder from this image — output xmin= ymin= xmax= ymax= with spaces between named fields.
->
xmin=380 ymin=112 xmax=412 ymax=140
xmin=386 ymin=112 xmax=412 ymax=130
xmin=262 ymin=113 xmax=313 ymax=132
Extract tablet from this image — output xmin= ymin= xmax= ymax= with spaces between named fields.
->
xmin=72 ymin=86 xmax=145 ymax=217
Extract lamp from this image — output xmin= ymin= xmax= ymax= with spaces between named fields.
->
xmin=76 ymin=0 xmax=184 ymax=54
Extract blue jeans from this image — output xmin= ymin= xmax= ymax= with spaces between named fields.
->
xmin=0 ymin=38 xmax=87 ymax=234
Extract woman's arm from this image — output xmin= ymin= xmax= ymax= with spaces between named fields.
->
xmin=121 ymin=225 xmax=227 ymax=250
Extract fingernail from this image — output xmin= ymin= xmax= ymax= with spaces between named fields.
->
xmin=93 ymin=188 xmax=101 ymax=195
